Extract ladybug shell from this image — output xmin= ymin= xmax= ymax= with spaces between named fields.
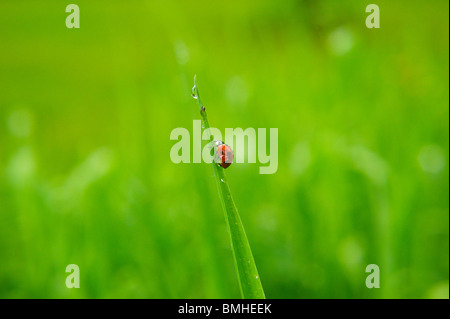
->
xmin=217 ymin=144 xmax=233 ymax=169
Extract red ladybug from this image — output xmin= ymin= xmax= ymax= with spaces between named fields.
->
xmin=216 ymin=142 xmax=233 ymax=169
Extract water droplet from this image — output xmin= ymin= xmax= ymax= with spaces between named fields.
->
xmin=220 ymin=179 xmax=224 ymax=183
xmin=256 ymin=276 xmax=259 ymax=279
xmin=191 ymin=85 xmax=198 ymax=99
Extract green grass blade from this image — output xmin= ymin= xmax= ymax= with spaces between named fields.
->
xmin=192 ymin=75 xmax=265 ymax=299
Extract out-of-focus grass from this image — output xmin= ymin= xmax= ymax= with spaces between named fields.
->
xmin=0 ymin=0 xmax=448 ymax=298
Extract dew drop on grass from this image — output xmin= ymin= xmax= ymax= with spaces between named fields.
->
xmin=191 ymin=85 xmax=198 ymax=99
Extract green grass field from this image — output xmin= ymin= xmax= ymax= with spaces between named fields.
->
xmin=0 ymin=1 xmax=448 ymax=298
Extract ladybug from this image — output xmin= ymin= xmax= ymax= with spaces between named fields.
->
xmin=214 ymin=141 xmax=233 ymax=169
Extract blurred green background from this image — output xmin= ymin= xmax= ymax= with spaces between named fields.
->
xmin=0 ymin=0 xmax=448 ymax=299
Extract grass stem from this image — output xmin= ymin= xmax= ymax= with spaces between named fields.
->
xmin=192 ymin=75 xmax=265 ymax=299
